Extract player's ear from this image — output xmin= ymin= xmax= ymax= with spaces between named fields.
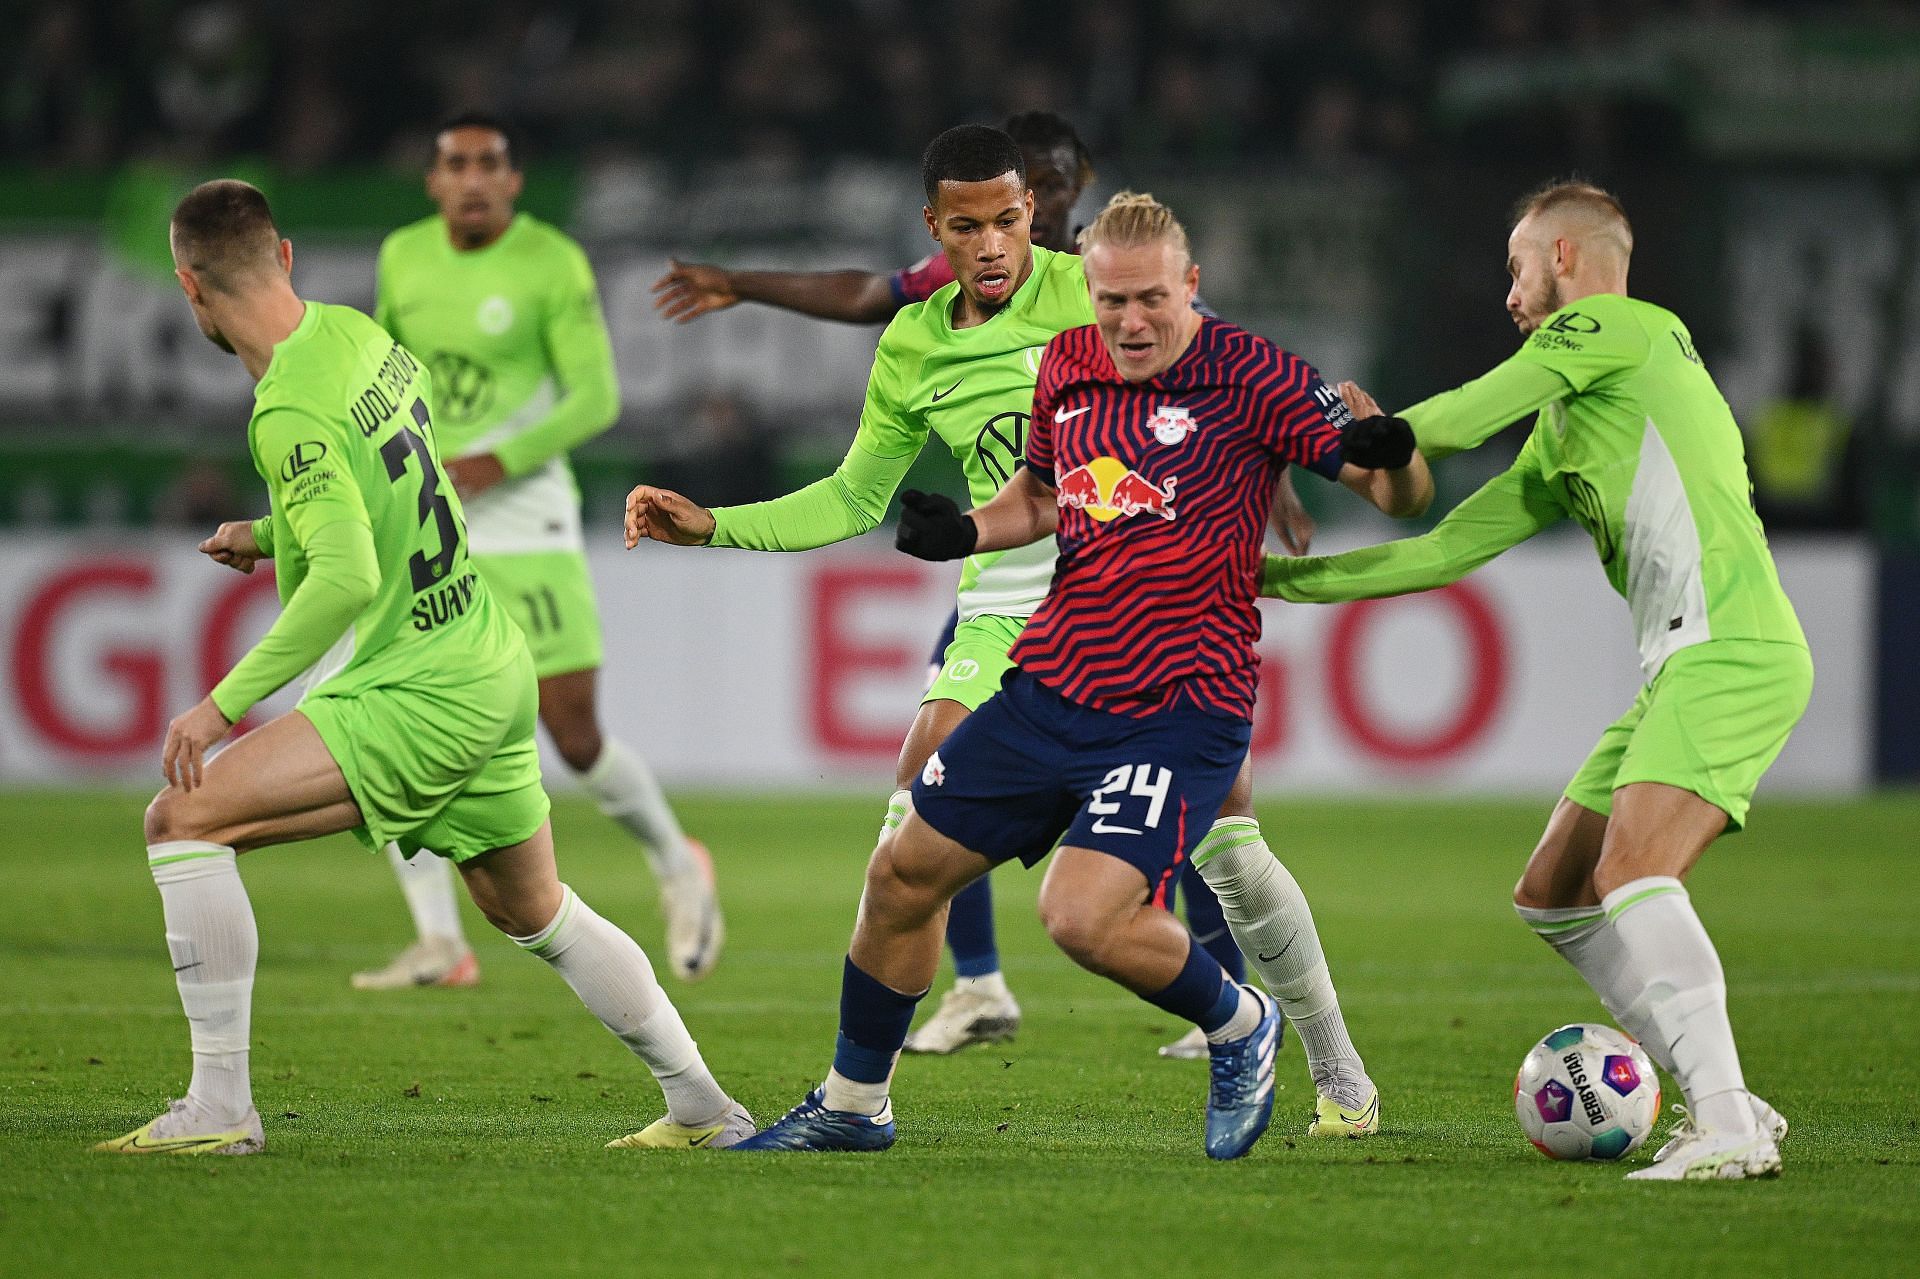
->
xmin=1185 ymin=261 xmax=1200 ymax=299
xmin=1023 ymin=188 xmax=1035 ymax=222
xmin=507 ymin=167 xmax=525 ymax=201
xmin=277 ymin=238 xmax=293 ymax=277
xmin=923 ymin=204 xmax=939 ymax=241
xmin=174 ymin=266 xmax=200 ymax=305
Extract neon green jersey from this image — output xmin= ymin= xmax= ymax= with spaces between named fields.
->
xmin=236 ymin=302 xmax=524 ymax=707
xmin=1269 ymin=293 xmax=1805 ymax=679
xmin=711 ymin=244 xmax=1093 ymax=620
xmin=375 ymin=213 xmax=619 ymax=556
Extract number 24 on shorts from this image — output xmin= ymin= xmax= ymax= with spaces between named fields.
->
xmin=1089 ymin=765 xmax=1172 ymax=835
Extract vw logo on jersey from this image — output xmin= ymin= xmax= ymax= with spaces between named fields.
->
xmin=1023 ymin=345 xmax=1047 ymax=377
xmin=477 ymin=295 xmax=515 ymax=335
xmin=944 ymin=659 xmax=980 ymax=683
xmin=1148 ymin=404 xmax=1197 ymax=445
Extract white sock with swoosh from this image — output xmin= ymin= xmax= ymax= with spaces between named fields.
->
xmin=1193 ymin=818 xmax=1366 ymax=1092
xmin=149 ymin=841 xmax=256 ymax=1125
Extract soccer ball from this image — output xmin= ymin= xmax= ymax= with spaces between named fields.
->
xmin=1514 ymin=1023 xmax=1660 ymax=1161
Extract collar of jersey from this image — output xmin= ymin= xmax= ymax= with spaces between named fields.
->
xmin=938 ymin=245 xmax=1052 ymax=338
xmin=257 ymin=300 xmax=321 ymax=394
xmin=437 ymin=212 xmax=527 ymax=260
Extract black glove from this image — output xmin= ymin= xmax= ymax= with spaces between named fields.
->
xmin=1340 ymin=414 xmax=1416 ymax=470
xmin=896 ymin=489 xmax=978 ymax=561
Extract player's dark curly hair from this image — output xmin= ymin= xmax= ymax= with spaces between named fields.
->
xmin=1003 ymin=111 xmax=1096 ymax=188
xmin=921 ymin=125 xmax=1026 ymax=206
xmin=432 ymin=111 xmax=523 ymax=169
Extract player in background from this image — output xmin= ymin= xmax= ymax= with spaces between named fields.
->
xmin=363 ymin=113 xmax=721 ymax=991
xmin=1261 ymin=181 xmax=1807 ymax=1180
xmin=98 ymin=181 xmax=752 ymax=1156
xmin=724 ymin=192 xmax=1429 ymax=1155
xmin=651 ymin=112 xmax=1316 ymax=1061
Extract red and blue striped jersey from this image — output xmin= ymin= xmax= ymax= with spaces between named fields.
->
xmin=1012 ymin=317 xmax=1350 ymax=720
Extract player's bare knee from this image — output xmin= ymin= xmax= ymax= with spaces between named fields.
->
xmin=862 ymin=842 xmax=941 ymax=924
xmin=143 ymin=788 xmax=204 ymax=845
xmin=1038 ymin=897 xmax=1110 ymax=971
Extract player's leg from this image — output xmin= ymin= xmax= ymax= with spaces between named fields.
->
xmin=732 ymin=805 xmax=993 ymax=1151
xmin=900 ymin=615 xmax=1024 ymax=1053
xmin=1189 ymin=755 xmax=1378 ymax=1134
xmin=454 ymin=821 xmax=750 ymax=1147
xmin=538 ymin=664 xmax=721 ymax=982
xmin=101 ymin=710 xmax=363 ymax=1155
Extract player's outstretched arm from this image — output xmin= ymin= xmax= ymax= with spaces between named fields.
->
xmin=895 ymin=467 xmax=1057 ymax=562
xmin=652 ymin=259 xmax=898 ymax=326
xmin=1378 ymin=358 xmax=1571 ymax=463
xmin=1264 ymin=441 xmax=1563 ymax=605
xmin=199 ymin=518 xmax=272 ymax=574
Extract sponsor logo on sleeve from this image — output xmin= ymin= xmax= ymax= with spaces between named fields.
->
xmin=279 ymin=440 xmax=328 ymax=482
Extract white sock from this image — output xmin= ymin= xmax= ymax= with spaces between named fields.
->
xmin=1602 ymin=876 xmax=1757 ymax=1137
xmin=1193 ymin=819 xmax=1367 ymax=1087
xmin=581 ymin=739 xmax=695 ymax=879
xmin=512 ymin=884 xmax=730 ymax=1126
xmin=385 ymin=842 xmax=466 ymax=945
xmin=1515 ymin=902 xmax=1674 ymax=1072
xmin=148 ymin=841 xmax=256 ymax=1123
xmin=1205 ymin=984 xmax=1261 ymax=1045
xmin=824 ymin=1068 xmax=891 ymax=1116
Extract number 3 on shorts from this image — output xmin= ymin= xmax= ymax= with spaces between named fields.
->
xmin=1088 ymin=764 xmax=1172 ymax=835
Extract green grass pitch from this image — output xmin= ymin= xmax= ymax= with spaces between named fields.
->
xmin=2 ymin=790 xmax=1916 ymax=1276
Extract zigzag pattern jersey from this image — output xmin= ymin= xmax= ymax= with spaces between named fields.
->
xmin=1013 ymin=317 xmax=1349 ymax=720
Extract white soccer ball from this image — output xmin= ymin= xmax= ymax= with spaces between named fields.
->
xmin=1513 ymin=1023 xmax=1660 ymax=1161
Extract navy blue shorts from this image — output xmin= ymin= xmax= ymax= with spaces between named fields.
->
xmin=911 ymin=669 xmax=1252 ymax=900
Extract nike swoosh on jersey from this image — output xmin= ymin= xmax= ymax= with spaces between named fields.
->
xmin=931 ymin=379 xmax=964 ymax=402
xmin=1054 ymin=406 xmax=1091 ymax=423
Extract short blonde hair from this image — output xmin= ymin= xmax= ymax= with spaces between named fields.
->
xmin=1512 ymin=178 xmax=1633 ymax=260
xmin=1076 ymin=190 xmax=1191 ymax=265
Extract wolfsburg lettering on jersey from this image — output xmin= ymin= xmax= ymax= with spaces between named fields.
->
xmin=350 ymin=344 xmax=424 ymax=438
xmin=412 ymin=570 xmax=479 ymax=632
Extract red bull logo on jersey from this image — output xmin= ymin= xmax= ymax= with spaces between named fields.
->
xmin=1055 ymin=456 xmax=1178 ymax=522
xmin=1148 ymin=404 xmax=1197 ymax=445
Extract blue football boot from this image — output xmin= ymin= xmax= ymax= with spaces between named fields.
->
xmin=1205 ymin=987 xmax=1280 ymax=1160
xmin=728 ymin=1086 xmax=896 ymax=1152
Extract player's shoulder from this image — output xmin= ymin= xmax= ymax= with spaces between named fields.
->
xmin=1039 ymin=323 xmax=1107 ymax=378
xmin=379 ymin=215 xmax=443 ymax=260
xmin=1530 ymin=293 xmax=1655 ymax=350
xmin=512 ymin=213 xmax=586 ymax=257
xmin=1196 ymin=317 xmax=1314 ymax=383
xmin=255 ymin=303 xmax=399 ymax=413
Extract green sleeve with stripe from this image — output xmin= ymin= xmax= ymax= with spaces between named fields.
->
xmin=709 ymin=326 xmax=927 ymax=551
xmin=211 ymin=408 xmax=381 ymax=720
xmin=211 ymin=519 xmax=379 ymax=720
xmin=490 ymin=241 xmax=621 ymax=478
xmin=1262 ymin=433 xmax=1566 ymax=603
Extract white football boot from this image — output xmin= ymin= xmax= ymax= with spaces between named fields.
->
xmin=1626 ymin=1125 xmax=1781 ymax=1180
xmin=1653 ymin=1094 xmax=1787 ymax=1163
xmin=903 ymin=978 xmax=1021 ymax=1054
xmin=350 ymin=935 xmax=480 ymax=990
xmin=661 ymin=839 xmax=723 ymax=983
xmin=96 ymin=1097 xmax=264 ymax=1156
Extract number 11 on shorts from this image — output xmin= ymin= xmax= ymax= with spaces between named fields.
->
xmin=1089 ymin=764 xmax=1172 ymax=835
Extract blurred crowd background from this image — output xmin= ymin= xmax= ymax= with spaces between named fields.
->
xmin=3 ymin=0 xmax=1918 ymax=543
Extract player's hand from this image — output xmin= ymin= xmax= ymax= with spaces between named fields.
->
xmin=625 ymin=484 xmax=716 ymax=547
xmin=1268 ymin=471 xmax=1315 ymax=555
xmin=895 ymin=490 xmax=978 ymax=561
xmin=1341 ymin=415 xmax=1417 ymax=470
xmin=162 ymin=696 xmax=234 ymax=793
xmin=651 ymin=259 xmax=738 ymax=324
xmin=1336 ymin=380 xmax=1383 ymax=420
xmin=445 ymin=452 xmax=507 ymax=500
xmin=199 ymin=520 xmax=267 ymax=574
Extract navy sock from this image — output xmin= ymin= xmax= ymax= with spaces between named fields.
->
xmin=946 ymin=875 xmax=1000 ymax=978
xmin=1145 ymin=935 xmax=1239 ymax=1033
xmin=1181 ymin=860 xmax=1245 ymax=983
xmin=832 ymin=956 xmax=924 ymax=1084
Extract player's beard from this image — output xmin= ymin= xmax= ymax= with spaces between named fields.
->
xmin=197 ymin=319 xmax=236 ymax=354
